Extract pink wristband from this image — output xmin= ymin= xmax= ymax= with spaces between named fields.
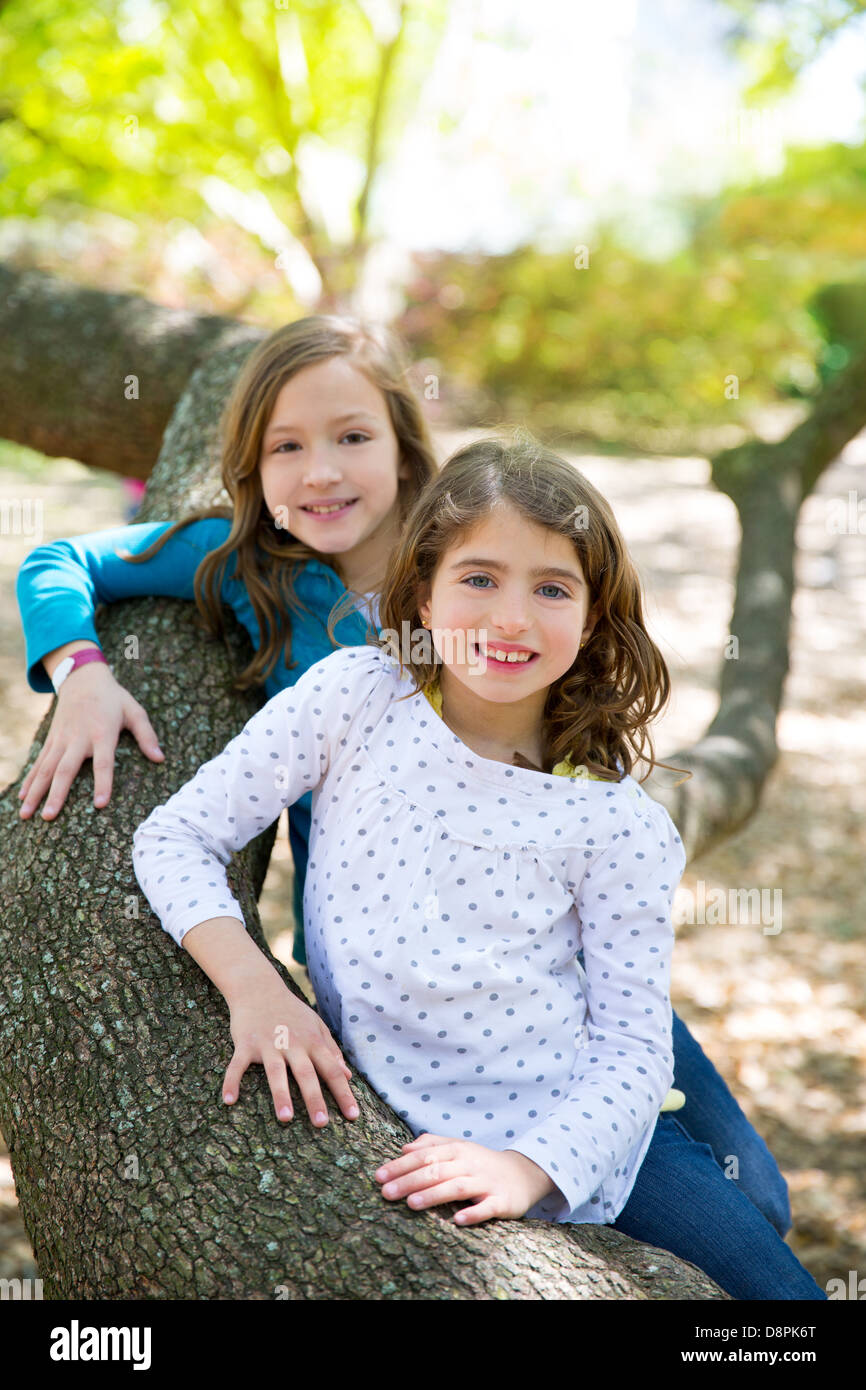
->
xmin=51 ymin=647 xmax=109 ymax=693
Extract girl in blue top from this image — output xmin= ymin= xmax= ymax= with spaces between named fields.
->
xmin=15 ymin=316 xmax=824 ymax=1298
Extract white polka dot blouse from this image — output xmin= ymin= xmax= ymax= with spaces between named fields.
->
xmin=132 ymin=644 xmax=687 ymax=1225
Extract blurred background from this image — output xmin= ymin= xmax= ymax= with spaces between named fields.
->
xmin=0 ymin=0 xmax=864 ymax=1293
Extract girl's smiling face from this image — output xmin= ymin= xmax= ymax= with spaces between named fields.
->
xmin=258 ymin=355 xmax=411 ymax=589
xmin=417 ymin=504 xmax=598 ymax=709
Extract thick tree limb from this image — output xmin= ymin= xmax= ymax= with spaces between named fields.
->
xmin=649 ymin=349 xmax=866 ymax=858
xmin=0 ymin=263 xmax=259 ymax=478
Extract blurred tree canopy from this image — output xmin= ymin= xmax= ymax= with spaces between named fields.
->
xmin=722 ymin=0 xmax=866 ymax=100
xmin=396 ymin=137 xmax=866 ymax=450
xmin=1 ymin=0 xmax=865 ymax=452
xmin=0 ymin=0 xmax=448 ymax=306
xmin=396 ymin=0 xmax=866 ymax=449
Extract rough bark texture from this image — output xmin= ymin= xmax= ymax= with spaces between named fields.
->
xmin=0 ymin=262 xmax=259 ymax=478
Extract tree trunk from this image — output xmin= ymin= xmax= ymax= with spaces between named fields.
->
xmin=0 ymin=318 xmax=730 ymax=1299
xmin=653 ymin=346 xmax=866 ymax=857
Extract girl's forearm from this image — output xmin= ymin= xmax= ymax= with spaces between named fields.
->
xmin=181 ymin=916 xmax=281 ymax=1003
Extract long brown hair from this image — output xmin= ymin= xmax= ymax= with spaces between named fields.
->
xmin=332 ymin=433 xmax=691 ymax=785
xmin=117 ymin=316 xmax=438 ymax=690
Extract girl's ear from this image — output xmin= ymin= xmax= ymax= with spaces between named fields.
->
xmin=416 ymin=584 xmax=431 ymax=627
xmin=582 ymin=600 xmax=601 ymax=644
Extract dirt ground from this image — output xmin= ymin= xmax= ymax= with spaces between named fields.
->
xmin=1 ymin=427 xmax=864 ymax=1296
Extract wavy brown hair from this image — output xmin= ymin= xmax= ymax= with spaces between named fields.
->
xmin=331 ymin=433 xmax=691 ymax=786
xmin=116 ymin=315 xmax=438 ymax=691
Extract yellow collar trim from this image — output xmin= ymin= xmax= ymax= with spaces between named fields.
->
xmin=421 ymin=679 xmax=602 ymax=780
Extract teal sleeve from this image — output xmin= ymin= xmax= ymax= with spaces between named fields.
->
xmin=15 ymin=517 xmax=235 ymax=693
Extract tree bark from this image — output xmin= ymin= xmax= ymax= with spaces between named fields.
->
xmin=0 ymin=263 xmax=263 ymax=479
xmin=653 ymin=346 xmax=866 ymax=858
xmin=0 ymin=316 xmax=730 ymax=1299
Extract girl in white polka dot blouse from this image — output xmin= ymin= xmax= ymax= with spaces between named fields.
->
xmin=133 ymin=435 xmax=691 ymax=1230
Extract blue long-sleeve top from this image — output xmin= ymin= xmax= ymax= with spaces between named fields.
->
xmin=15 ymin=517 xmax=371 ymax=963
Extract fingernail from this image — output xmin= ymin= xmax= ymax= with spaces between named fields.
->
xmin=43 ymin=806 xmax=55 ymax=816
xmin=314 ymin=1110 xmax=327 ymax=1126
xmin=224 ymin=1093 xmax=235 ymax=1104
xmin=279 ymin=1106 xmax=292 ymax=1121
xmin=151 ymin=747 xmax=164 ymax=757
xmin=374 ymin=1167 xmax=388 ymax=1180
xmin=346 ymin=1104 xmax=359 ymax=1119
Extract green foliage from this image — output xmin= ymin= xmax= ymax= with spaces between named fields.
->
xmin=3 ymin=0 xmax=866 ymax=446
xmin=0 ymin=0 xmax=448 ymax=259
xmin=719 ymin=0 xmax=866 ymax=101
xmin=397 ymin=141 xmax=866 ymax=441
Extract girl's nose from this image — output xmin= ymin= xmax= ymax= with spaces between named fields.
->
xmin=487 ymin=622 xmax=532 ymax=644
xmin=489 ymin=598 xmax=531 ymax=632
xmin=302 ymin=451 xmax=343 ymax=483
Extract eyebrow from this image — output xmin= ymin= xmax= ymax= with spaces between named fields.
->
xmin=265 ymin=411 xmax=380 ymax=437
xmin=448 ymin=557 xmax=584 ymax=584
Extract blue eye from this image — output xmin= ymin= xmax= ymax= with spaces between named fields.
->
xmin=461 ymin=575 xmax=569 ymax=599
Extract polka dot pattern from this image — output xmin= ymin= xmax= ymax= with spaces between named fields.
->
xmin=133 ymin=645 xmax=687 ymax=1226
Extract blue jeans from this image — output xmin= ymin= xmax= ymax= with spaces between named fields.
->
xmin=611 ymin=1013 xmax=827 ymax=1300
